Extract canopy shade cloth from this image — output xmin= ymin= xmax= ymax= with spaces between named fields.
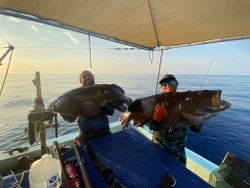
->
xmin=1 ymin=0 xmax=250 ymax=49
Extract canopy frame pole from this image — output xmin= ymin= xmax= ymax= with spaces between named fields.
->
xmin=154 ymin=49 xmax=164 ymax=94
xmin=146 ymin=0 xmax=159 ymax=47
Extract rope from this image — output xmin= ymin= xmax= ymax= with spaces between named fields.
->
xmin=149 ymin=50 xmax=154 ymax=64
xmin=166 ymin=48 xmax=179 ymax=74
xmin=0 ymin=48 xmax=14 ymax=95
xmin=146 ymin=0 xmax=159 ymax=47
xmin=199 ymin=46 xmax=220 ymax=90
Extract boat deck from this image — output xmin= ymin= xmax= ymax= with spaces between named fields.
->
xmin=1 ymin=123 xmax=216 ymax=187
xmin=2 ymin=128 xmax=212 ymax=187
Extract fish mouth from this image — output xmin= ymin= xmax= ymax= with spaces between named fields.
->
xmin=49 ymin=102 xmax=58 ymax=112
xmin=49 ymin=98 xmax=65 ymax=113
xmin=49 ymin=103 xmax=77 ymax=122
xmin=49 ymin=102 xmax=65 ymax=115
xmin=61 ymin=114 xmax=77 ymax=122
xmin=199 ymin=99 xmax=231 ymax=113
xmin=219 ymin=100 xmax=231 ymax=111
xmin=181 ymin=99 xmax=231 ymax=125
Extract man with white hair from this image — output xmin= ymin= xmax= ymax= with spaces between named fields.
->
xmin=77 ymin=70 xmax=114 ymax=140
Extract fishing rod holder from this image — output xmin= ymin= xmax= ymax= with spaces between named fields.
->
xmin=26 ymin=71 xmax=59 ymax=155
xmin=27 ymin=110 xmax=59 ymax=155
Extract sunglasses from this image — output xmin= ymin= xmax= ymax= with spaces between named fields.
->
xmin=160 ymin=80 xmax=177 ymax=86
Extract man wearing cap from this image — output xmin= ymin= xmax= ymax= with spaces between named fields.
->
xmin=149 ymin=74 xmax=188 ymax=165
xmin=77 ymin=70 xmax=114 ymax=140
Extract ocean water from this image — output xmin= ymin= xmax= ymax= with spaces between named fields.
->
xmin=0 ymin=73 xmax=249 ymax=165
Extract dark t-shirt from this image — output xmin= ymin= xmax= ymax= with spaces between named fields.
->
xmin=77 ymin=105 xmax=114 ymax=133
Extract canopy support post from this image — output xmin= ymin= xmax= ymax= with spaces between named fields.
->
xmin=154 ymin=49 xmax=164 ymax=94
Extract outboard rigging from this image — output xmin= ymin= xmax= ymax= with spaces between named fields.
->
xmin=0 ymin=45 xmax=14 ymax=95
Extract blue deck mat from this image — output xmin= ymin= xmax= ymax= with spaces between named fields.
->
xmin=85 ymin=128 xmax=211 ymax=188
xmin=2 ymin=128 xmax=212 ymax=188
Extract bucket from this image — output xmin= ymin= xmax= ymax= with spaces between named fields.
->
xmin=29 ymin=154 xmax=61 ymax=188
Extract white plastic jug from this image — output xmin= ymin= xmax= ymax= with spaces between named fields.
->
xmin=29 ymin=154 xmax=61 ymax=188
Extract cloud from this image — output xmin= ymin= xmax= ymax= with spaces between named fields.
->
xmin=202 ymin=61 xmax=208 ymax=65
xmin=16 ymin=36 xmax=26 ymax=42
xmin=40 ymin=36 xmax=48 ymax=41
xmin=65 ymin=32 xmax=80 ymax=44
xmin=8 ymin=17 xmax=20 ymax=22
xmin=31 ymin=25 xmax=39 ymax=31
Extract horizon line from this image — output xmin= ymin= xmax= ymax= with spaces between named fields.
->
xmin=1 ymin=72 xmax=250 ymax=76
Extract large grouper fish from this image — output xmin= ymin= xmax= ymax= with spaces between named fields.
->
xmin=120 ymin=90 xmax=231 ymax=130
xmin=50 ymin=84 xmax=132 ymax=122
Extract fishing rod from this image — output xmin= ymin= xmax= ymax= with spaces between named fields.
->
xmin=199 ymin=46 xmax=220 ymax=90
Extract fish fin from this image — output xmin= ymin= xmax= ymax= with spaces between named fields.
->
xmin=110 ymin=84 xmax=125 ymax=94
xmin=134 ymin=118 xmax=151 ymax=127
xmin=61 ymin=114 xmax=77 ymax=122
xmin=190 ymin=124 xmax=203 ymax=133
xmin=182 ymin=112 xmax=217 ymax=125
xmin=28 ymin=121 xmax=40 ymax=145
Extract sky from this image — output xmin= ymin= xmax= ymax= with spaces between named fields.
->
xmin=0 ymin=14 xmax=250 ymax=75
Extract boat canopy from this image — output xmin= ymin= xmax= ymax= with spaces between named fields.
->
xmin=0 ymin=0 xmax=250 ymax=49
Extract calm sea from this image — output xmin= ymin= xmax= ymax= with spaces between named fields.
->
xmin=0 ymin=73 xmax=249 ymax=165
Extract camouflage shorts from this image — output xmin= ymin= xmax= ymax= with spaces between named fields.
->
xmin=156 ymin=127 xmax=188 ymax=165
